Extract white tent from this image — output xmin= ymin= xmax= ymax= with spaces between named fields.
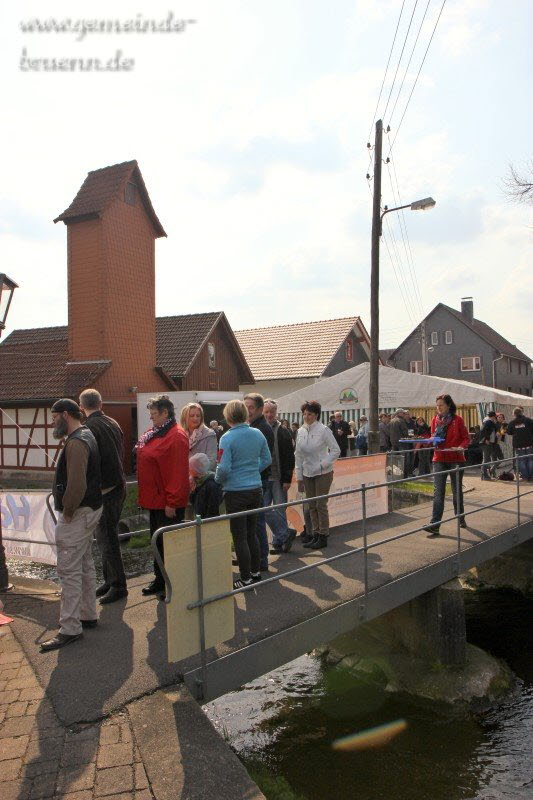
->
xmin=276 ymin=363 xmax=533 ymax=422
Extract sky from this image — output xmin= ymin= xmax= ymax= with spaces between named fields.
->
xmin=1 ymin=0 xmax=531 ymax=354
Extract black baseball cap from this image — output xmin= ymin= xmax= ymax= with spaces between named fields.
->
xmin=51 ymin=398 xmax=81 ymax=415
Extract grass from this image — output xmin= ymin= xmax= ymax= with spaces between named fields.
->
xmin=122 ymin=482 xmax=141 ymax=517
xmin=244 ymin=760 xmax=307 ymax=800
xmin=399 ymin=481 xmax=451 ymax=496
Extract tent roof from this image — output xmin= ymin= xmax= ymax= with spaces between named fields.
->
xmin=275 ymin=363 xmax=533 ymax=413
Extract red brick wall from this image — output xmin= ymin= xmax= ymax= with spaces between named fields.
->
xmin=67 ymin=192 xmax=167 ymax=402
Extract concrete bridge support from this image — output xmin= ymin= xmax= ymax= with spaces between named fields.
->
xmin=320 ymin=579 xmax=511 ymax=707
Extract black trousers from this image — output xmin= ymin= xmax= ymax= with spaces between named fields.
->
xmin=150 ymin=507 xmax=185 ymax=587
xmin=225 ymin=489 xmax=262 ymax=581
xmin=96 ymin=484 xmax=127 ymax=589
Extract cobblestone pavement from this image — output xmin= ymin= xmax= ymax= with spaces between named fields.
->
xmin=0 ymin=626 xmax=155 ymax=800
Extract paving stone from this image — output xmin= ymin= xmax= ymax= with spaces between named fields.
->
xmin=29 ymin=770 xmax=58 ymax=799
xmin=65 ymin=725 xmax=99 ymax=743
xmin=6 ymin=677 xmax=40 ymax=691
xmin=0 ymin=778 xmax=32 ymax=799
xmin=97 ymin=742 xmax=133 ymax=769
xmin=0 ymin=734 xmax=30 ymax=761
xmin=0 ymin=640 xmax=22 ymax=654
xmin=0 ymin=680 xmax=7 ymax=691
xmin=24 ymin=736 xmax=64 ymax=763
xmin=7 ymin=701 xmax=29 ymax=718
xmin=118 ymin=725 xmax=132 ymax=744
xmin=24 ymin=758 xmax=60 ymax=777
xmin=0 ymin=668 xmax=19 ymax=681
xmin=134 ymin=791 xmax=153 ymax=800
xmin=61 ymin=741 xmax=97 ymax=767
xmin=17 ymin=665 xmax=36 ymax=679
xmin=30 ymin=723 xmax=65 ymax=741
xmin=57 ymin=792 xmax=93 ymax=800
xmin=19 ymin=688 xmax=46 ymax=702
xmin=0 ymin=715 xmax=36 ymax=737
xmin=133 ymin=763 xmax=148 ymax=790
xmin=0 ymin=709 xmax=5 ymax=724
xmin=0 ymin=690 xmax=20 ymax=704
xmin=94 ymin=765 xmax=134 ymax=796
xmin=0 ymin=756 xmax=23 ymax=781
xmin=132 ymin=746 xmax=142 ymax=763
xmin=56 ymin=763 xmax=96 ymax=793
xmin=99 ymin=725 xmax=120 ymax=745
xmin=0 ymin=652 xmax=24 ymax=665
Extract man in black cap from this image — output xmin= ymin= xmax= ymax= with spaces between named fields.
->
xmin=40 ymin=399 xmax=102 ymax=652
xmin=79 ymin=388 xmax=127 ymax=604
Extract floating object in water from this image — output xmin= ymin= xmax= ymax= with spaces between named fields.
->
xmin=332 ymin=719 xmax=407 ymax=751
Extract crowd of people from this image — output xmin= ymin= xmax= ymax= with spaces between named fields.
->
xmin=40 ymin=387 xmax=533 ymax=652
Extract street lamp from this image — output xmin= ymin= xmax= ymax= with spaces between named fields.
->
xmin=367 ymin=119 xmax=436 ymax=455
xmin=0 ymin=273 xmax=18 ymax=591
xmin=0 ymin=274 xmax=18 ymax=333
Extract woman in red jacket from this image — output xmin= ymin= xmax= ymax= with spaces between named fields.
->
xmin=135 ymin=395 xmax=189 ymax=597
xmin=424 ymin=394 xmax=470 ymax=538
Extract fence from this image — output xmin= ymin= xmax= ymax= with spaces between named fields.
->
xmin=152 ymin=450 xmax=533 ymax=700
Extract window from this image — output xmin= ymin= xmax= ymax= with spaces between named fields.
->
xmin=124 ymin=182 xmax=136 ymax=205
xmin=431 ymin=331 xmax=438 ymax=345
xmin=461 ymin=357 xmax=481 ymax=371
xmin=345 ymin=339 xmax=353 ymax=362
xmin=445 ymin=330 xmax=453 ymax=344
xmin=207 ymin=342 xmax=216 ymax=369
xmin=410 ymin=361 xmax=423 ymax=373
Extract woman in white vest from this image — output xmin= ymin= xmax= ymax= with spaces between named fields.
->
xmin=295 ymin=400 xmax=340 ymax=551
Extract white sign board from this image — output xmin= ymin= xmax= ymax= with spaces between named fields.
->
xmin=1 ymin=490 xmax=57 ymax=565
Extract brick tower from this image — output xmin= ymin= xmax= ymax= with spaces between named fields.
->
xmin=54 ymin=160 xmax=169 ymax=402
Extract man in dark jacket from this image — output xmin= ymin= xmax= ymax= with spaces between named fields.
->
xmin=79 ymin=389 xmax=127 ymax=604
xmin=506 ymin=407 xmax=533 ymax=480
xmin=189 ymin=453 xmax=223 ymax=518
xmin=41 ymin=399 xmax=103 ymax=652
xmin=330 ymin=411 xmax=352 ymax=458
xmin=389 ymin=410 xmax=410 ymax=478
xmin=264 ymin=400 xmax=297 ymax=554
xmin=479 ymin=411 xmax=499 ymax=480
xmin=244 ymin=393 xmax=274 ymax=570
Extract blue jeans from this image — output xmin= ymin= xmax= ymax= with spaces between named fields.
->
xmin=255 ymin=481 xmax=269 ymax=570
xmin=431 ymin=462 xmax=464 ymax=525
xmin=516 ymin=447 xmax=533 ymax=479
xmin=263 ymin=480 xmax=290 ymax=548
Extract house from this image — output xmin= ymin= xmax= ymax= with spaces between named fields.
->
xmin=0 ymin=161 xmax=252 ymax=476
xmin=386 ymin=298 xmax=532 ymax=395
xmin=235 ymin=316 xmax=373 ymax=398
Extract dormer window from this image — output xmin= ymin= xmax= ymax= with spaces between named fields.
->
xmin=124 ymin=182 xmax=136 ymax=205
xmin=345 ymin=339 xmax=353 ymax=362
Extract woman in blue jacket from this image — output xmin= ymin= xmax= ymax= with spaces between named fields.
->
xmin=215 ymin=399 xmax=272 ymax=589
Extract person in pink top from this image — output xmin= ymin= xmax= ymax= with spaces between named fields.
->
xmin=423 ymin=394 xmax=470 ymax=538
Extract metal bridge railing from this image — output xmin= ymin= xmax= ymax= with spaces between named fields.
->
xmin=151 ymin=450 xmax=533 ymax=699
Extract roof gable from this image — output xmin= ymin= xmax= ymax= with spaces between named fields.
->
xmin=389 ymin=303 xmax=532 ymax=363
xmin=235 ymin=317 xmax=362 ymax=380
xmin=54 ymin=160 xmax=166 ymax=237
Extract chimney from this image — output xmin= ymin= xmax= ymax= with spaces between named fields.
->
xmin=54 ymin=161 xmax=168 ymax=399
xmin=461 ymin=297 xmax=474 ymax=325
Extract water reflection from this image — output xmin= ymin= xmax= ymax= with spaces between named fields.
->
xmin=205 ymin=589 xmax=533 ymax=800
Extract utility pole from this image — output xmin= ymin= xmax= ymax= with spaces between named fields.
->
xmin=368 ymin=119 xmax=383 ymax=455
xmin=421 ymin=320 xmax=427 ymax=374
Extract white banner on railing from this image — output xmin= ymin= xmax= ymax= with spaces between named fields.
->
xmin=0 ymin=491 xmax=57 ymax=565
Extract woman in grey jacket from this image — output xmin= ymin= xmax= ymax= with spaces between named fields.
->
xmin=180 ymin=402 xmax=218 ymax=470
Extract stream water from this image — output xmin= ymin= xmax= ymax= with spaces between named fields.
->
xmin=204 ymin=588 xmax=533 ymax=800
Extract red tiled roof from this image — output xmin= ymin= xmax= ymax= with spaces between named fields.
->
xmin=0 ymin=312 xmax=254 ymax=401
xmin=54 ymin=160 xmax=166 ymax=238
xmin=235 ymin=317 xmax=362 ymax=380
xmin=156 ymin=312 xmax=254 ymax=382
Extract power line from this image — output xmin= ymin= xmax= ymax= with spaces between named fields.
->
xmin=384 ymin=158 xmax=423 ymax=318
xmin=388 ymin=0 xmax=433 ymax=129
xmin=382 ymin=224 xmax=417 ymax=323
xmin=367 ymin=0 xmax=407 ymax=146
xmin=387 ymin=0 xmax=447 ymax=155
xmin=382 ymin=0 xmax=420 ymax=123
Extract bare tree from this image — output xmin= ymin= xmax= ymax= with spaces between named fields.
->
xmin=504 ymin=161 xmax=533 ymax=205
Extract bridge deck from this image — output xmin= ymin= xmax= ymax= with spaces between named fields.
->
xmin=7 ymin=478 xmax=533 ymax=723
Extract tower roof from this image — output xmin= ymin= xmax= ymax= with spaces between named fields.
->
xmin=54 ymin=160 xmax=166 ymax=237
